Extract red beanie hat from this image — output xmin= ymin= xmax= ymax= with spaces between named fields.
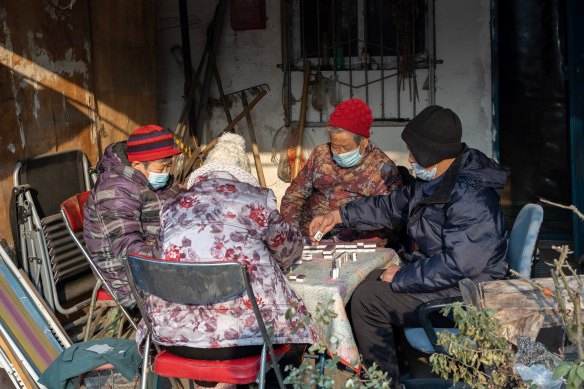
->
xmin=126 ymin=125 xmax=182 ymax=162
xmin=328 ymin=98 xmax=373 ymax=137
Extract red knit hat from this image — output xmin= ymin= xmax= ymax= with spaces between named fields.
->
xmin=126 ymin=125 xmax=182 ymax=162
xmin=328 ymin=98 xmax=373 ymax=137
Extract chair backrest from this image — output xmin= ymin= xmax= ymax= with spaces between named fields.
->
xmin=14 ymin=150 xmax=93 ymax=218
xmin=126 ymin=253 xmax=248 ymax=305
xmin=508 ymin=203 xmax=544 ymax=277
xmin=60 ymin=192 xmax=91 ymax=234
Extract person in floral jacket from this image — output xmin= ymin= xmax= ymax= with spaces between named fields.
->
xmin=137 ymin=133 xmax=317 ymax=361
xmin=281 ymin=98 xmax=402 ymax=242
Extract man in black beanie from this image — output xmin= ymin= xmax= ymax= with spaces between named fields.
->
xmin=309 ymin=105 xmax=509 ymax=386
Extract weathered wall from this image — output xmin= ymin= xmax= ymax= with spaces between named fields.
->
xmin=156 ymin=0 xmax=493 ymax=203
xmin=0 ymin=0 xmax=156 ymax=243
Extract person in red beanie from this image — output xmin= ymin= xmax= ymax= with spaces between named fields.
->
xmin=281 ymin=98 xmax=402 ymax=243
xmin=83 ymin=125 xmax=182 ymax=307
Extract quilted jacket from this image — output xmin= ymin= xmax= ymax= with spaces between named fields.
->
xmin=84 ymin=142 xmax=180 ymax=307
xmin=340 ymin=145 xmax=509 ymax=301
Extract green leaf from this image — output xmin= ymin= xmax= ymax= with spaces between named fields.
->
xmin=577 ymin=365 xmax=584 ymax=381
xmin=568 ymin=366 xmax=578 ymax=385
xmin=553 ymin=363 xmax=573 ymax=379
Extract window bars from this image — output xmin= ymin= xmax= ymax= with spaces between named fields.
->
xmin=282 ymin=0 xmax=436 ymax=125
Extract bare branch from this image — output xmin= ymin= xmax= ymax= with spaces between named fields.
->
xmin=540 ymin=198 xmax=584 ymax=221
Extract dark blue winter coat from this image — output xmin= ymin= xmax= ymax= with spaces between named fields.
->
xmin=340 ymin=145 xmax=508 ymax=301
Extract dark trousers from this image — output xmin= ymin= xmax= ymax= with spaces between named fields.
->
xmin=350 ymin=269 xmax=450 ymax=386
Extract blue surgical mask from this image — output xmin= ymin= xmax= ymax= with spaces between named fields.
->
xmin=148 ymin=171 xmax=170 ymax=189
xmin=412 ymin=163 xmax=437 ymax=181
xmin=333 ymin=148 xmax=363 ymax=168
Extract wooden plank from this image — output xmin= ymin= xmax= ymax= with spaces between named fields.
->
xmin=0 ymin=0 xmax=96 ymax=243
xmin=481 ymin=291 xmax=559 ymax=310
xmin=497 ymin=311 xmax=545 ymax=344
xmin=477 ymin=276 xmax=583 ymax=329
xmin=88 ymin=0 xmax=157 ymax=149
xmin=480 ymin=276 xmax=580 ymax=294
xmin=0 ymin=0 xmax=157 ymax=244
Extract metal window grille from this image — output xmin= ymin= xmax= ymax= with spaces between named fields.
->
xmin=282 ymin=0 xmax=436 ymax=124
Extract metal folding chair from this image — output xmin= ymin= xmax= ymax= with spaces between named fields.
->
xmin=125 ymin=253 xmax=289 ymax=389
xmin=10 ymin=150 xmax=96 ymax=315
xmin=60 ymin=192 xmax=138 ymax=341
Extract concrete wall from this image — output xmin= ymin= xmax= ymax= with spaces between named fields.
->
xmin=156 ymin=0 xmax=492 ymax=204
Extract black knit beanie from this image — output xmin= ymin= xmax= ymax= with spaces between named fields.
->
xmin=401 ymin=105 xmax=463 ymax=167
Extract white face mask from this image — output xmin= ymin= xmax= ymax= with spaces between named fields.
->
xmin=411 ymin=163 xmax=437 ymax=181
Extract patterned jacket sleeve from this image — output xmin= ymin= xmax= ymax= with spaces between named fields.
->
xmin=374 ymin=159 xmax=403 ymax=195
xmin=280 ymin=151 xmax=315 ymax=229
xmin=263 ymin=190 xmax=303 ymax=268
xmin=94 ymin=186 xmax=160 ymax=260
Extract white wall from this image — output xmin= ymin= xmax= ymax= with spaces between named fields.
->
xmin=156 ymin=0 xmax=492 ymax=204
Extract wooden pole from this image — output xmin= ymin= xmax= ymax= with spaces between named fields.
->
xmin=209 ymin=49 xmax=233 ymax=124
xmin=179 ymin=89 xmax=267 ymax=181
xmin=241 ymin=91 xmax=267 ymax=187
xmin=292 ymin=60 xmax=311 ymax=180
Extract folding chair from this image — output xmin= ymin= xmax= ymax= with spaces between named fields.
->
xmin=60 ymin=192 xmax=139 ymax=341
xmin=124 ymin=253 xmax=290 ymax=389
xmin=403 ymin=203 xmax=545 ymax=369
xmin=10 ymin=150 xmax=96 ymax=315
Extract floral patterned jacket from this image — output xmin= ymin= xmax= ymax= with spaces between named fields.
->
xmin=281 ymin=141 xmax=402 ymax=241
xmin=137 ymin=171 xmax=318 ymax=349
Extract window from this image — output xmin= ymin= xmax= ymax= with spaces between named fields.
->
xmin=283 ymin=0 xmax=434 ymax=123
xmin=289 ymin=0 xmax=426 ymax=71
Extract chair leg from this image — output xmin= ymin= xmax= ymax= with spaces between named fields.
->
xmin=169 ymin=377 xmax=185 ymax=389
xmin=84 ymin=281 xmax=101 ymax=341
xmin=258 ymin=345 xmax=267 ymax=389
xmin=89 ymin=306 xmax=107 ymax=338
xmin=117 ymin=312 xmax=127 ymax=338
xmin=141 ymin=335 xmax=151 ymax=389
xmin=266 ymin=347 xmax=285 ymax=389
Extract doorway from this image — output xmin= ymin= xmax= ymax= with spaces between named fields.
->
xmin=496 ymin=0 xmax=574 ymax=243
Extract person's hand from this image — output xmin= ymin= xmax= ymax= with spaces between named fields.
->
xmin=308 ymin=210 xmax=342 ymax=241
xmin=379 ymin=265 xmax=400 ymax=283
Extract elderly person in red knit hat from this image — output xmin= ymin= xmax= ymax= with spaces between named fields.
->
xmin=84 ymin=125 xmax=182 ymax=307
xmin=281 ymin=98 xmax=402 ymax=243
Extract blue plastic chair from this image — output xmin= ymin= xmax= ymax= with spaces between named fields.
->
xmin=507 ymin=203 xmax=544 ymax=278
xmin=404 ymin=203 xmax=544 ymax=354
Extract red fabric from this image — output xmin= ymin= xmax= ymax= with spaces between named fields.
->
xmin=97 ymin=289 xmax=114 ymax=301
xmin=126 ymin=125 xmax=182 ymax=162
xmin=60 ymin=191 xmax=91 ymax=233
xmin=328 ymin=98 xmax=373 ymax=137
xmin=153 ymin=344 xmax=291 ymax=384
